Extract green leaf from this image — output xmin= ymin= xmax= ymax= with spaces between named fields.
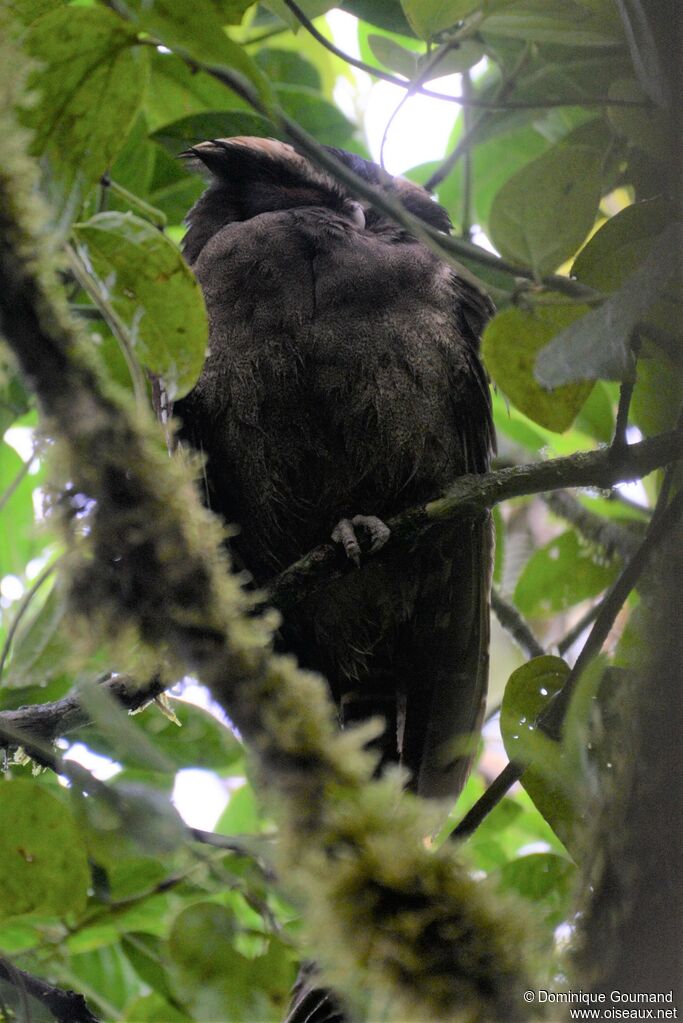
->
xmin=151 ymin=111 xmax=273 ymax=156
xmin=68 ymin=945 xmax=143 ymax=1013
xmin=0 ymin=779 xmax=90 ymax=919
xmin=614 ymin=0 xmax=668 ymax=106
xmin=573 ymin=380 xmax=614 ymax=443
xmin=401 ymin=0 xmax=512 ymax=39
xmin=500 ymin=656 xmax=576 ymax=848
xmin=367 ymin=33 xmax=419 ymax=76
xmin=572 ymin=197 xmax=673 ymax=292
xmin=3 ymin=585 xmax=71 ymax=690
xmin=77 ymin=699 xmax=242 ymax=772
xmin=483 ymin=305 xmax=594 ymax=432
xmin=489 ymin=143 xmax=603 ymax=274
xmin=607 ymin=78 xmax=668 ymax=158
xmin=122 ymin=932 xmax=175 ymax=1001
xmin=8 ymin=0 xmax=64 ymax=25
xmin=342 ymin=0 xmax=414 ymax=35
xmin=0 ymin=359 xmax=31 ymax=435
xmin=123 ymin=993 xmax=193 ymax=1022
xmin=491 ymin=390 xmax=549 ymax=451
xmin=216 ymin=783 xmax=262 ymax=834
xmin=482 ymin=0 xmax=624 ymax=45
xmin=144 ymin=50 xmax=253 ymax=132
xmin=265 ymin=0 xmax=335 ymax=30
xmin=274 ymin=85 xmax=356 ymax=146
xmin=23 ymin=7 xmax=149 ymax=222
xmin=121 ymin=0 xmax=272 ymax=105
xmin=72 ymin=212 xmax=208 ymax=399
xmin=255 ymin=48 xmax=322 ymax=89
xmin=535 ymin=225 xmax=679 ymax=386
xmin=514 ymin=530 xmax=618 ymax=617
xmin=167 ymin=903 xmax=293 ymax=1021
xmin=0 ymin=442 xmax=38 ymax=580
xmin=496 ymin=853 xmax=576 ymax=928
xmin=632 ymin=355 xmax=683 ymax=436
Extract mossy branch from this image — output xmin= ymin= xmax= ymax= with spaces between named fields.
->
xmin=0 ymin=46 xmax=538 ymax=1023
xmin=268 ymin=429 xmax=682 ymax=613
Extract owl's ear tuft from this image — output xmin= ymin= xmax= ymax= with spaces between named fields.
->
xmin=180 ymin=137 xmax=304 ymax=186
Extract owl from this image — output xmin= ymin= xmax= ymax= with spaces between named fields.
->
xmin=175 ymin=136 xmax=495 ymax=801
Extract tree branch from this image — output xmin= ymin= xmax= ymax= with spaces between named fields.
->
xmin=0 ymin=959 xmax=101 ymax=1023
xmin=543 ymin=489 xmax=644 ymax=560
xmin=0 ymin=673 xmax=164 ymax=755
xmin=268 ymin=429 xmax=682 ymax=613
xmin=491 ymin=587 xmax=545 ymax=659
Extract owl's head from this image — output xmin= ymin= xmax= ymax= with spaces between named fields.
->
xmin=180 ymin=136 xmax=451 ymax=264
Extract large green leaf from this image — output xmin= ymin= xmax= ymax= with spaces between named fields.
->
xmin=23 ymin=7 xmax=149 ymax=222
xmin=496 ymin=853 xmax=576 ymax=930
xmin=72 ymin=212 xmax=208 ymax=399
xmin=342 ymin=0 xmax=414 ymax=35
xmin=535 ymin=225 xmax=679 ymax=386
xmin=166 ymin=903 xmax=294 ymax=1021
xmin=368 ymin=33 xmax=483 ymax=77
xmin=275 ymin=85 xmax=356 ymax=146
xmin=76 ymin=698 xmax=242 ymax=772
xmin=483 ymin=305 xmax=594 ymax=432
xmin=0 ymin=442 xmax=41 ymax=580
xmin=572 ymin=197 xmax=673 ymax=291
xmin=151 ymin=111 xmax=274 ymax=155
xmin=0 ymin=779 xmax=90 ymax=919
xmin=2 ymin=582 xmax=63 ymax=689
xmin=482 ymin=0 xmax=624 ymax=45
xmin=489 ymin=143 xmax=603 ymax=274
xmin=514 ymin=530 xmax=618 ymax=617
xmin=120 ymin=0 xmax=272 ymax=105
xmin=607 ymin=78 xmax=668 ymax=158
xmin=500 ymin=656 xmax=575 ymax=849
xmin=144 ymin=50 xmax=253 ymax=132
xmin=255 ymin=48 xmax=322 ymax=89
xmin=401 ymin=0 xmax=513 ymax=39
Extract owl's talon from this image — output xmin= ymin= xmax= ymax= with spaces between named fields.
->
xmin=331 ymin=515 xmax=390 ymax=565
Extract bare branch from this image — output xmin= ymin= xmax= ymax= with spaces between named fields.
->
xmin=0 ymin=673 xmax=164 ymax=755
xmin=491 ymin=588 xmax=545 ymax=659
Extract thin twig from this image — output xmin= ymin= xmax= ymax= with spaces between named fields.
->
xmin=0 ymin=558 xmax=60 ymax=681
xmin=543 ymin=490 xmax=643 ymax=560
xmin=557 ymin=602 xmax=601 ymax=656
xmin=0 ymin=451 xmax=36 ymax=514
xmin=426 ymin=43 xmax=532 ymax=194
xmin=491 ymin=587 xmax=545 ymax=659
xmin=460 ymin=69 xmax=474 ymax=239
xmin=278 ymin=0 xmax=649 ymax=110
xmin=65 ymin=244 xmax=147 ymax=410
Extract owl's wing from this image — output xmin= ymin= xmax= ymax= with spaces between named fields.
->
xmin=399 ymin=273 xmax=495 ymax=800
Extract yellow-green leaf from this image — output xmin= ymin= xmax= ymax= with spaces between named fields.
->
xmin=73 ymin=213 xmax=208 ymax=399
xmin=483 ymin=305 xmax=594 ymax=431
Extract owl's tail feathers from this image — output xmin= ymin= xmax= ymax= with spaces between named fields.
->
xmin=284 ymin=964 xmax=349 ymax=1023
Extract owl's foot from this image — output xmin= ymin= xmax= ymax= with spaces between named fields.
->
xmin=331 ymin=515 xmax=391 ymax=566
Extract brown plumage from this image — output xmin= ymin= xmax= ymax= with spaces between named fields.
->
xmin=176 ymin=136 xmax=495 ymax=802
